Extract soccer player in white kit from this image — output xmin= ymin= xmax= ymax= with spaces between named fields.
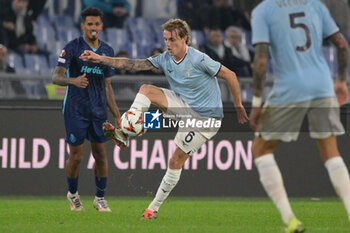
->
xmin=250 ymin=0 xmax=350 ymax=232
xmin=80 ymin=18 xmax=249 ymax=219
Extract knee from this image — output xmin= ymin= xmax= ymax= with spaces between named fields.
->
xmin=68 ymin=153 xmax=83 ymax=165
xmin=252 ymin=138 xmax=264 ymax=157
xmin=139 ymin=84 xmax=153 ymax=96
xmin=252 ymin=138 xmax=278 ymax=157
xmin=251 ymin=143 xmax=260 ymax=158
xmin=94 ymin=156 xmax=107 ymax=165
xmin=92 ymin=151 xmax=107 ymax=164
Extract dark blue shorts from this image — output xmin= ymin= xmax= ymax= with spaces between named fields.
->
xmin=64 ymin=116 xmax=108 ymax=146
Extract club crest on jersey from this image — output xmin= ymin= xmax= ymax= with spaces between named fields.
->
xmin=59 ymin=50 xmax=66 ymax=57
xmin=81 ymin=66 xmax=103 ymax=74
xmin=184 ymin=68 xmax=192 ymax=77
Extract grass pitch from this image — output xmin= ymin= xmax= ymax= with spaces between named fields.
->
xmin=0 ymin=196 xmax=348 ymax=233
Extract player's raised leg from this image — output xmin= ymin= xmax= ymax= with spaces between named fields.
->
xmin=130 ymin=84 xmax=168 ymax=113
xmin=252 ymin=137 xmax=304 ymax=231
xmin=142 ymin=147 xmax=188 ymax=219
xmin=317 ymin=136 xmax=350 ymax=222
xmin=91 ymin=142 xmax=111 ymax=212
xmin=104 ymin=84 xmax=168 ymax=143
xmin=66 ymin=144 xmax=84 ymax=211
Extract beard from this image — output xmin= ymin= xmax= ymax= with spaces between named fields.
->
xmin=89 ymin=36 xmax=97 ymax=41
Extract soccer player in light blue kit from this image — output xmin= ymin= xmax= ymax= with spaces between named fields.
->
xmin=250 ymin=0 xmax=350 ymax=232
xmin=80 ymin=18 xmax=249 ymax=219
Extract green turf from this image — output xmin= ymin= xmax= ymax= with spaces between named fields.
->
xmin=0 ymin=196 xmax=348 ymax=233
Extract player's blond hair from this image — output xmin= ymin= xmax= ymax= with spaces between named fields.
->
xmin=162 ymin=19 xmax=191 ymax=45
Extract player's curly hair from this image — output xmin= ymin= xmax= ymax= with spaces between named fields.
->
xmin=162 ymin=19 xmax=191 ymax=45
xmin=81 ymin=7 xmax=103 ymax=22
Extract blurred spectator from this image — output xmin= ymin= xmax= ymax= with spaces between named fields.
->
xmin=141 ymin=0 xmax=177 ymax=19
xmin=0 ymin=45 xmax=15 ymax=73
xmin=200 ymin=28 xmax=235 ymax=71
xmin=0 ymin=0 xmax=39 ymax=54
xmin=322 ymin=0 xmax=350 ymax=40
xmin=0 ymin=23 xmax=6 ymax=46
xmin=115 ymin=50 xmax=132 ymax=75
xmin=0 ymin=44 xmax=26 ymax=95
xmin=82 ymin=0 xmax=130 ymax=28
xmin=231 ymin=0 xmax=261 ymax=16
xmin=177 ymin=0 xmax=210 ymax=30
xmin=197 ymin=0 xmax=251 ymax=34
xmin=224 ymin=26 xmax=252 ymax=76
xmin=28 ymin=0 xmax=47 ymax=21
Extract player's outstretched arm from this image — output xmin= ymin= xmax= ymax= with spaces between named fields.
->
xmin=52 ymin=66 xmax=89 ymax=88
xmin=80 ymin=50 xmax=156 ymax=71
xmin=329 ymin=32 xmax=349 ymax=106
xmin=217 ymin=65 xmax=248 ymax=124
xmin=249 ymin=43 xmax=268 ymax=131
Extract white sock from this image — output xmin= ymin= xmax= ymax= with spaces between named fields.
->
xmin=130 ymin=93 xmax=151 ymax=112
xmin=255 ymin=153 xmax=295 ymax=225
xmin=148 ymin=168 xmax=182 ymax=212
xmin=325 ymin=156 xmax=350 ymax=221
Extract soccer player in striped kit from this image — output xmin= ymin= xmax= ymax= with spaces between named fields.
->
xmin=52 ymin=7 xmax=126 ymax=212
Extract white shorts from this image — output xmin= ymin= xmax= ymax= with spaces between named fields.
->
xmin=161 ymin=88 xmax=221 ymax=155
xmin=257 ymin=97 xmax=345 ymax=141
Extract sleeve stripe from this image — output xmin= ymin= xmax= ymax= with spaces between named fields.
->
xmin=324 ymin=30 xmax=340 ymax=40
xmin=147 ymin=57 xmax=159 ymax=69
xmin=252 ymin=42 xmax=270 ymax=46
xmin=214 ymin=64 xmax=222 ymax=77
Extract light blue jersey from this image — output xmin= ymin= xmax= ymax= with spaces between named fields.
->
xmin=148 ymin=46 xmax=223 ymax=118
xmin=252 ymin=0 xmax=339 ymax=105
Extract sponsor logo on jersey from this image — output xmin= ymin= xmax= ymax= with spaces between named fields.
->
xmin=80 ymin=66 xmax=103 ymax=74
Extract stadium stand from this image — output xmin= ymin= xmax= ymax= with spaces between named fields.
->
xmin=1 ymin=1 xmax=349 ymax=102
xmin=45 ymin=40 xmax=66 ymax=57
xmin=57 ymin=27 xmax=81 ymax=44
xmin=34 ymin=25 xmax=57 ymax=51
xmin=24 ymin=54 xmax=51 ymax=75
xmin=51 ymin=15 xmax=76 ymax=30
xmin=106 ymin=28 xmax=130 ymax=52
xmin=7 ymin=53 xmax=25 ymax=71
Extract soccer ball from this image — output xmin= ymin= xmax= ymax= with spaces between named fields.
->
xmin=121 ymin=110 xmax=146 ymax=137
